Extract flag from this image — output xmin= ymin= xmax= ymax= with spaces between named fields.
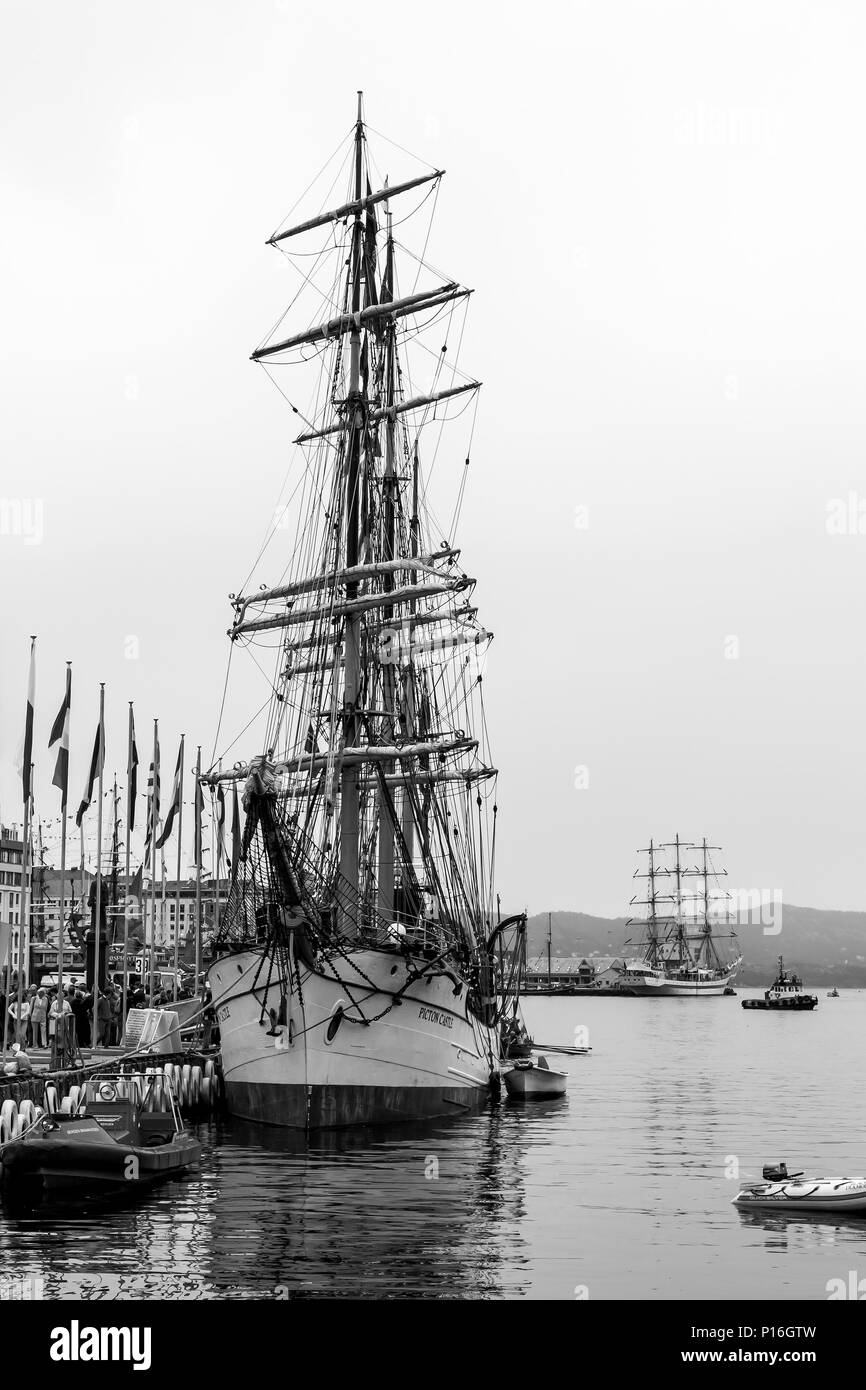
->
xmin=156 ymin=738 xmax=183 ymax=849
xmin=144 ymin=737 xmax=161 ymax=861
xmin=17 ymin=638 xmax=36 ymax=802
xmin=231 ymin=783 xmax=241 ymax=877
xmin=49 ymin=664 xmax=72 ymax=810
xmin=128 ymin=709 xmax=139 ymax=833
xmin=75 ymin=715 xmax=104 ymax=828
xmin=193 ymin=773 xmax=204 ymax=870
xmin=216 ymin=784 xmax=226 ymax=868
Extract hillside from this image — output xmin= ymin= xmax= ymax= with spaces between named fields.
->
xmin=523 ymin=906 xmax=866 ymax=986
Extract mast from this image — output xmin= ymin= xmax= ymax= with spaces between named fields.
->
xmin=194 ymin=746 xmax=202 ymax=986
xmin=338 ymin=90 xmax=365 ymax=934
xmin=148 ymin=720 xmax=158 ymax=1009
xmin=376 ymin=195 xmax=396 ymax=924
xmin=173 ymin=735 xmax=185 ymax=1005
xmin=547 ymin=912 xmax=552 ymax=988
xmin=123 ymin=703 xmax=133 ymax=1033
xmin=92 ymin=682 xmax=105 ymax=1052
xmin=57 ymin=661 xmax=71 ymax=1042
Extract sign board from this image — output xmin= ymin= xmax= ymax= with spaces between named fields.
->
xmin=121 ymin=1007 xmax=176 ymax=1054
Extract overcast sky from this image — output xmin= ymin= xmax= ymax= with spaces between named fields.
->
xmin=2 ymin=1 xmax=865 ymax=917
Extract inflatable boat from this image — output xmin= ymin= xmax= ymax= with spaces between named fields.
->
xmin=0 ymin=1071 xmax=201 ymax=1203
xmin=734 ymin=1163 xmax=866 ymax=1213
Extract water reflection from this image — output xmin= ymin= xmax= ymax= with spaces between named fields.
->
xmin=0 ymin=1107 xmax=533 ymax=1299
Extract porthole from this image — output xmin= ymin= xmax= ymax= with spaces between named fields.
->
xmin=324 ymin=1004 xmax=345 ymax=1044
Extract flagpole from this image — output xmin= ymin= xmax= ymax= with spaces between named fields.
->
xmin=123 ymin=704 xmax=133 ymax=1034
xmin=91 ymin=683 xmax=105 ymax=1054
xmin=173 ymin=736 xmax=185 ymax=1005
xmin=194 ymin=746 xmax=202 ymax=991
xmin=15 ymin=636 xmax=36 ymax=1054
xmin=57 ymin=661 xmax=71 ymax=1049
xmin=149 ymin=720 xmax=158 ymax=1009
xmin=17 ymin=769 xmax=32 ymax=1047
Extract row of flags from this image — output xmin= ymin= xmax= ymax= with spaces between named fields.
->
xmin=16 ymin=639 xmax=242 ymax=877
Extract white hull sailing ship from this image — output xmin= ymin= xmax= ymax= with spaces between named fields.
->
xmin=205 ymin=96 xmax=522 ymax=1128
xmin=625 ymin=837 xmax=741 ymax=996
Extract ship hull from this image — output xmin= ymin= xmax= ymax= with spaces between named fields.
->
xmin=626 ymin=972 xmax=737 ymax=996
xmin=208 ymin=947 xmax=498 ymax=1130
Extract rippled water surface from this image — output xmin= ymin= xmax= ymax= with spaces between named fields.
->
xmin=2 ymin=991 xmax=865 ymax=1299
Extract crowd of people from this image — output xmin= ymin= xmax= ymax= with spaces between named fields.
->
xmin=0 ymin=979 xmax=126 ymax=1050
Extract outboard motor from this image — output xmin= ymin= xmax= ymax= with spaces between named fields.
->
xmin=762 ymin=1161 xmax=803 ymax=1181
xmin=762 ymin=1162 xmax=789 ymax=1181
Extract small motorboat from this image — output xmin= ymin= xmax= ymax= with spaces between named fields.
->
xmin=0 ymin=1071 xmax=201 ymax=1203
xmin=827 ymin=987 xmax=840 ymax=998
xmin=503 ymin=1054 xmax=567 ymax=1100
xmin=733 ymin=1162 xmax=866 ymax=1213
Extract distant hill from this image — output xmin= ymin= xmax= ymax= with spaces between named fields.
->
xmin=523 ymin=906 xmax=866 ymax=986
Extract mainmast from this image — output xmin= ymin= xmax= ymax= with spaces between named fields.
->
xmin=338 ymin=91 xmax=366 ymax=934
xmin=376 ymin=193 xmax=397 ymax=924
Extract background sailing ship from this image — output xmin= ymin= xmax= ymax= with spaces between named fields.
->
xmin=204 ymin=95 xmax=524 ymax=1128
xmin=624 ymin=836 xmax=741 ymax=995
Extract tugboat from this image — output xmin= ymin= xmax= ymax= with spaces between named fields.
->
xmin=741 ymin=958 xmax=818 ymax=1010
xmin=0 ymin=1072 xmax=201 ymax=1203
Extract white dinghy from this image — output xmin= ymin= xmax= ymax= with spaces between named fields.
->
xmin=502 ymin=1055 xmax=567 ymax=1100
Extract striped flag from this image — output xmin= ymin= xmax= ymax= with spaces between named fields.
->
xmin=128 ymin=709 xmax=139 ymax=833
xmin=16 ymin=637 xmax=36 ymax=802
xmin=144 ymin=739 xmax=161 ymax=861
xmin=49 ymin=664 xmax=72 ymax=810
xmin=156 ymin=738 xmax=183 ymax=849
xmin=75 ymin=713 xmax=105 ymax=828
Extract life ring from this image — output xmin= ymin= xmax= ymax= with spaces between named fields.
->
xmin=97 ymin=1081 xmax=117 ymax=1103
xmin=0 ymin=1099 xmax=19 ymax=1143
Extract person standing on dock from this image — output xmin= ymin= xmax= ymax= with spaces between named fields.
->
xmin=31 ymin=989 xmax=48 ymax=1048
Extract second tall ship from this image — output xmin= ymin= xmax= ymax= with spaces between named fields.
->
xmin=625 ymin=836 xmax=741 ymax=995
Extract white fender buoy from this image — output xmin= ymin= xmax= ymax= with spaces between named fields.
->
xmin=17 ymin=1100 xmax=36 ymax=1133
xmin=0 ymin=1099 xmax=19 ymax=1143
xmin=66 ymin=1085 xmax=81 ymax=1115
xmin=43 ymin=1084 xmax=58 ymax=1114
xmin=199 ymin=1075 xmax=211 ymax=1108
xmin=180 ymin=1064 xmax=192 ymax=1107
xmin=204 ymin=1059 xmax=215 ymax=1079
xmin=59 ymin=1096 xmax=72 ymax=1115
xmin=189 ymin=1066 xmax=202 ymax=1106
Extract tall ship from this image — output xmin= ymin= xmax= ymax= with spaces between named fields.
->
xmin=625 ymin=836 xmax=741 ymax=995
xmin=203 ymin=96 xmax=524 ymax=1128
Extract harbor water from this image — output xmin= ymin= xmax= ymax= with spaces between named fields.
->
xmin=2 ymin=991 xmax=865 ymax=1300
